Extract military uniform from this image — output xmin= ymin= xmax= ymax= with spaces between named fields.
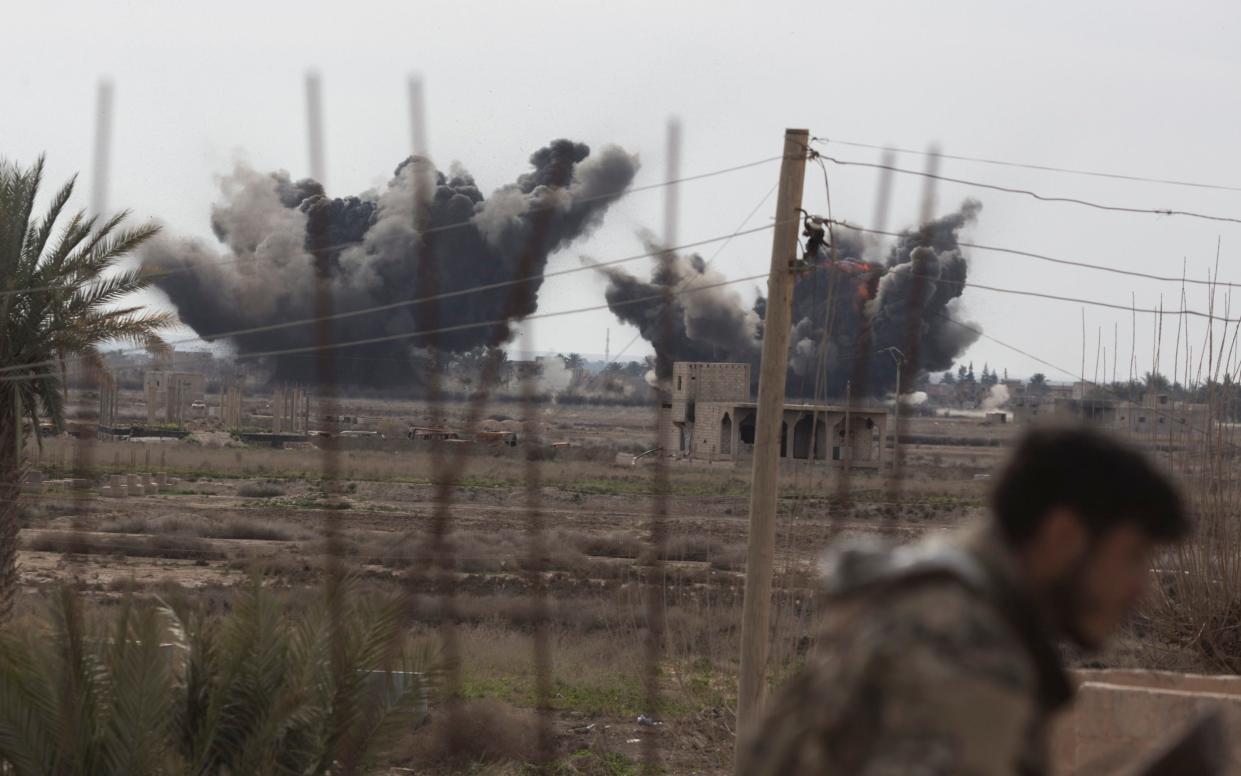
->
xmin=739 ymin=527 xmax=1073 ymax=776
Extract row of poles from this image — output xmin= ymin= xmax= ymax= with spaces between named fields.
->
xmin=79 ymin=71 xmax=934 ymax=773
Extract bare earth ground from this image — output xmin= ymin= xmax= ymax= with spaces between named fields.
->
xmin=18 ymin=403 xmax=1123 ymax=774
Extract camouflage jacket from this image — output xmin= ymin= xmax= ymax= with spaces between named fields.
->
xmin=739 ymin=527 xmax=1073 ymax=776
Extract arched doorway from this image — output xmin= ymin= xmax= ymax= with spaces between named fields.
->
xmin=739 ymin=412 xmax=756 ymax=445
xmin=792 ymin=414 xmax=814 ymax=459
xmin=791 ymin=414 xmax=828 ymax=460
xmin=720 ymin=412 xmax=733 ymax=455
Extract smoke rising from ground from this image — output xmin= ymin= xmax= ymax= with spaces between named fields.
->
xmin=597 ymin=200 xmax=983 ymax=397
xmin=982 ymin=383 xmax=1010 ymax=411
xmin=592 ymin=232 xmax=761 ymax=378
xmin=143 ymin=140 xmax=638 ymax=387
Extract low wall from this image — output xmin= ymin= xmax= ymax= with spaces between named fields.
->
xmin=1054 ymin=669 xmax=1241 ymax=774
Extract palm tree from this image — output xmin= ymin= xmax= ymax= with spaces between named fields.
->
xmin=0 ymin=156 xmax=172 ymax=618
xmin=0 ymin=581 xmax=430 ymax=775
xmin=558 ymin=352 xmax=585 ymax=371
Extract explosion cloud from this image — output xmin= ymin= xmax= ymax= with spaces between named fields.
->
xmin=597 ymin=200 xmax=983 ymax=397
xmin=143 ymin=140 xmax=639 ymax=387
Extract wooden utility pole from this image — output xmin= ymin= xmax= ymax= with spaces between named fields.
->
xmin=735 ymin=128 xmax=808 ymax=761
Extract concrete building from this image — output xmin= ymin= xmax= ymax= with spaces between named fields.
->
xmin=1010 ymin=393 xmax=1046 ymax=424
xmin=98 ymin=372 xmax=119 ymax=427
xmin=221 ymin=382 xmax=244 ymax=429
xmin=271 ymin=384 xmax=309 ymax=434
xmin=662 ymin=361 xmax=888 ymax=467
xmin=1051 ymin=397 xmax=1120 ymax=425
xmin=144 ymin=371 xmax=206 ymax=426
xmin=1116 ymin=394 xmax=1210 ymax=436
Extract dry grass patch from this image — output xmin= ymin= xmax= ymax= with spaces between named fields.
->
xmin=400 ymin=699 xmax=543 ymax=768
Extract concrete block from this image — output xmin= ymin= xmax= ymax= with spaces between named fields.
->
xmin=126 ymin=473 xmax=143 ymax=496
xmin=1054 ymin=669 xmax=1241 ymax=775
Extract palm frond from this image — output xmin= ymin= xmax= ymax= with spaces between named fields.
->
xmin=63 ymin=220 xmax=161 ymax=285
xmin=0 ymin=156 xmax=44 ymax=282
xmin=21 ymin=176 xmax=76 ymax=275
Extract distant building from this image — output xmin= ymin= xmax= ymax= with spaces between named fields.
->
xmin=661 ymin=361 xmax=887 ymax=467
xmin=1012 ymin=389 xmax=1213 ymax=438
xmin=98 ymin=372 xmax=119 ymax=427
xmin=271 ymin=384 xmax=309 ymax=434
xmin=221 ymin=382 xmax=244 ymax=429
xmin=144 ymin=371 xmax=206 ymax=425
xmin=1050 ymin=397 xmax=1120 ymax=425
xmin=1010 ymin=393 xmax=1046 ymax=423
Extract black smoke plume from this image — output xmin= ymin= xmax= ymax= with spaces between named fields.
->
xmin=142 ymin=140 xmax=638 ymax=387
xmin=597 ymin=200 xmax=982 ymax=397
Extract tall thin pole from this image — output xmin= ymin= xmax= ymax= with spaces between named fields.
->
xmin=305 ymin=72 xmax=326 ymax=183
xmin=735 ymin=128 xmax=808 ymax=760
xmin=643 ymin=115 xmax=680 ymax=774
xmin=89 ymin=80 xmax=114 ymax=218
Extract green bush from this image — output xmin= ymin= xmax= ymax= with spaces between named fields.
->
xmin=0 ymin=582 xmax=434 ymax=775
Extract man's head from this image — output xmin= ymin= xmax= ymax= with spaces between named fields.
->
xmin=991 ymin=426 xmax=1188 ymax=649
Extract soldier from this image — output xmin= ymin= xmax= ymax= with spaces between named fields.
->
xmin=740 ymin=426 xmax=1188 ymax=776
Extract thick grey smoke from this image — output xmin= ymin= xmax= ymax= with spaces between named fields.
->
xmin=593 ymin=231 xmax=761 ymax=377
xmin=143 ymin=140 xmax=638 ymax=386
xmin=598 ymin=200 xmax=982 ymax=397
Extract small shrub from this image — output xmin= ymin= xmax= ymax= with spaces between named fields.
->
xmin=571 ymin=531 xmax=643 ymax=559
xmin=98 ymin=516 xmax=150 ymax=534
xmin=237 ymin=482 xmax=285 ymax=498
xmin=25 ymin=531 xmax=224 ymax=561
xmin=401 ymin=699 xmax=543 ymax=767
xmin=203 ymin=519 xmax=300 ymax=542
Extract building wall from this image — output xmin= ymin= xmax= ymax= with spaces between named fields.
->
xmin=1011 ymin=395 xmax=1045 ymax=423
xmin=681 ymin=401 xmax=885 ymax=467
xmin=144 ymin=371 xmax=206 ymax=426
xmin=670 ymin=362 xmax=749 ymax=423
xmin=98 ymin=373 xmax=118 ymax=426
xmin=660 ymin=362 xmax=887 ymax=467
xmin=690 ymin=402 xmax=733 ymax=460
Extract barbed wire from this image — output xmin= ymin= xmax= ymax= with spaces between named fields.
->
xmin=813 ymin=152 xmax=1241 ymax=226
xmin=827 ymin=220 xmax=1241 ymax=289
xmin=811 ymin=137 xmax=1241 ymax=194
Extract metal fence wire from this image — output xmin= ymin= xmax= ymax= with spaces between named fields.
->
xmin=35 ymin=73 xmax=1241 ymax=776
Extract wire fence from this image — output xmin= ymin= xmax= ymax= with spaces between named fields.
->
xmin=6 ymin=71 xmax=1241 ymax=774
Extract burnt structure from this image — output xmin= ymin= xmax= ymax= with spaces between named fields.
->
xmin=661 ymin=362 xmax=887 ymax=467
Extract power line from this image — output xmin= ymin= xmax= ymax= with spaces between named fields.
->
xmin=20 ymin=243 xmax=1234 ymax=386
xmin=0 ymin=271 xmax=772 ymax=385
xmin=937 ymin=311 xmax=1241 ymax=449
xmin=603 ymin=181 xmax=780 ymax=367
xmin=811 ymin=137 xmax=1241 ymax=194
xmin=0 ymin=223 xmax=785 ymax=377
xmin=903 ymin=271 xmax=1240 ymax=323
xmin=829 ymin=220 xmax=1241 ymax=289
xmin=813 ymin=152 xmax=1241 ymax=226
xmin=0 ymin=154 xmax=786 ymax=299
xmin=233 ymin=271 xmax=769 ymax=362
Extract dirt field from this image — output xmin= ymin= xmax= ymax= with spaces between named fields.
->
xmin=14 ymin=401 xmax=1080 ymax=773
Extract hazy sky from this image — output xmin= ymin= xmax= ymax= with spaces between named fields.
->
xmin=5 ymin=0 xmax=1240 ymax=384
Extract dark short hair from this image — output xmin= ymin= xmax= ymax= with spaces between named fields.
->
xmin=991 ymin=426 xmax=1188 ymax=547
